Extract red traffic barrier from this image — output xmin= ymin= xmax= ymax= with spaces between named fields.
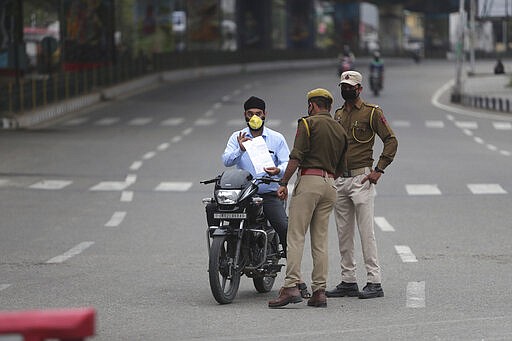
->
xmin=0 ymin=307 xmax=95 ymax=341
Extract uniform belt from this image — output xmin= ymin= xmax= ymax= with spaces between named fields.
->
xmin=300 ymin=168 xmax=334 ymax=178
xmin=342 ymin=167 xmax=368 ymax=178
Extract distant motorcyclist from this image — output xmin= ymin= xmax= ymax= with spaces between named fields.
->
xmin=337 ymin=45 xmax=355 ymax=76
xmin=369 ymin=51 xmax=384 ymax=96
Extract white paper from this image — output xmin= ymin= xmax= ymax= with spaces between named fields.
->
xmin=242 ymin=136 xmax=275 ymax=174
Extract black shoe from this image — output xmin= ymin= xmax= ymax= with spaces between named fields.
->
xmin=358 ymin=283 xmax=384 ymax=299
xmin=325 ymin=281 xmax=360 ymax=297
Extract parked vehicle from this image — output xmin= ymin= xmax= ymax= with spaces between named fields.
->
xmin=201 ymin=169 xmax=284 ymax=304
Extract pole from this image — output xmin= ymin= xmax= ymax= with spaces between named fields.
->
xmin=469 ymin=0 xmax=476 ymax=74
xmin=451 ymin=0 xmax=465 ymax=103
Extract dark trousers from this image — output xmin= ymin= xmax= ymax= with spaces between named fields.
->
xmin=261 ymin=192 xmax=288 ymax=251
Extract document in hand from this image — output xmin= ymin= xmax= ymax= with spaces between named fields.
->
xmin=242 ymin=136 xmax=275 ymax=174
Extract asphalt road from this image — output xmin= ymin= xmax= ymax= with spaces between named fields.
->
xmin=1 ymin=58 xmax=511 ymax=340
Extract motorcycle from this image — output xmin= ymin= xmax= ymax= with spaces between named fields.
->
xmin=337 ymin=56 xmax=353 ymax=77
xmin=201 ymin=169 xmax=284 ymax=304
xmin=369 ymin=69 xmax=383 ymax=96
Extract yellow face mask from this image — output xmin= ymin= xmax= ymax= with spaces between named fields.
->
xmin=248 ymin=115 xmax=263 ymax=130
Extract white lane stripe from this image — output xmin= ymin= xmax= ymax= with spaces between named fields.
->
xmin=487 ymin=144 xmax=498 ymax=151
xmin=227 ymin=119 xmax=243 ymax=126
xmin=474 ymin=136 xmax=484 ymax=144
xmin=105 ymin=211 xmax=126 ymax=227
xmin=143 ymin=151 xmax=156 ymax=160
xmin=157 ymin=143 xmax=170 ymax=151
xmin=406 ymin=184 xmax=441 ymax=195
xmin=392 ymin=120 xmax=411 ymax=127
xmin=221 ymin=95 xmax=231 ymax=102
xmin=155 ymin=182 xmax=193 ymax=191
xmin=121 ymin=191 xmax=133 ymax=202
xmin=128 ymin=117 xmax=152 ymax=126
xmin=406 ymin=281 xmax=426 ymax=308
xmin=265 ymin=120 xmax=282 ymax=127
xmin=171 ymin=136 xmax=182 ymax=143
xmin=95 ymin=117 xmax=119 ymax=125
xmin=0 ymin=284 xmax=11 ymax=291
xmin=455 ymin=121 xmax=478 ymax=129
xmin=29 ymin=180 xmax=72 ymax=190
xmin=125 ymin=174 xmax=137 ymax=183
xmin=90 ymin=181 xmax=132 ymax=191
xmin=213 ymin=103 xmax=222 ymax=109
xmin=395 ymin=245 xmax=418 ymax=263
xmin=130 ymin=161 xmax=143 ymax=170
xmin=425 ymin=120 xmax=444 ymax=128
xmin=194 ymin=118 xmax=216 ymax=126
xmin=500 ymin=150 xmax=511 ymax=156
xmin=467 ymin=184 xmax=507 ymax=194
xmin=493 ymin=121 xmax=512 ymax=130
xmin=0 ymin=179 xmax=9 ymax=187
xmin=46 ymin=241 xmax=94 ymax=264
xmin=182 ymin=128 xmax=193 ymax=135
xmin=161 ymin=118 xmax=184 ymax=126
xmin=374 ymin=217 xmax=395 ymax=232
xmin=463 ymin=129 xmax=474 ymax=136
xmin=204 ymin=110 xmax=214 ymax=117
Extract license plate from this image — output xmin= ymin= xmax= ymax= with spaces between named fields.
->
xmin=214 ymin=213 xmax=247 ymax=219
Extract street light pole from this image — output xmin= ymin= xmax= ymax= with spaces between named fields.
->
xmin=451 ymin=0 xmax=465 ymax=103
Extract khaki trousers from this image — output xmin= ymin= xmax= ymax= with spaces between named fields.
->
xmin=334 ymin=170 xmax=381 ymax=284
xmin=284 ymin=174 xmax=336 ymax=292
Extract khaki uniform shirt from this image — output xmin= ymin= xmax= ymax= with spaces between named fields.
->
xmin=334 ymin=98 xmax=397 ymax=170
xmin=289 ymin=111 xmax=348 ymax=175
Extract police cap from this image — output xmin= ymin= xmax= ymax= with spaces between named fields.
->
xmin=307 ymin=88 xmax=334 ymax=103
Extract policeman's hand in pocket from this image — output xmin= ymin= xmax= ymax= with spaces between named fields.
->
xmin=362 ymin=170 xmax=381 ymax=185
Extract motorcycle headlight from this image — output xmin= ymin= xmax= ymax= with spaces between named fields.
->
xmin=215 ymin=190 xmax=241 ymax=204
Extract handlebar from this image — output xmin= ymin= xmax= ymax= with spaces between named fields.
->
xmin=200 ymin=175 xmax=279 ymax=185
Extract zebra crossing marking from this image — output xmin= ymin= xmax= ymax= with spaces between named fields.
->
xmin=161 ymin=118 xmax=184 ymax=126
xmin=467 ymin=184 xmax=507 ymax=194
xmin=29 ymin=180 xmax=72 ymax=190
xmin=406 ymin=281 xmax=426 ymax=308
xmin=105 ymin=212 xmax=126 ymax=227
xmin=90 ymin=181 xmax=132 ymax=191
xmin=405 ymin=184 xmax=441 ymax=195
xmin=395 ymin=245 xmax=418 ymax=263
xmin=154 ymin=182 xmax=193 ymax=191
xmin=374 ymin=217 xmax=395 ymax=232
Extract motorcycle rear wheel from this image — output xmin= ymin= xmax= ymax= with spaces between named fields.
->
xmin=209 ymin=235 xmax=241 ymax=304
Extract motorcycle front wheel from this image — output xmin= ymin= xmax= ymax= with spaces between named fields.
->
xmin=253 ymin=237 xmax=279 ymax=293
xmin=208 ymin=235 xmax=241 ymax=304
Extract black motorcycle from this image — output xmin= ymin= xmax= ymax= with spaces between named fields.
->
xmin=201 ymin=169 xmax=284 ymax=304
xmin=369 ymin=69 xmax=383 ymax=96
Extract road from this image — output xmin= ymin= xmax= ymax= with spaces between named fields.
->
xmin=1 ymin=59 xmax=511 ymax=340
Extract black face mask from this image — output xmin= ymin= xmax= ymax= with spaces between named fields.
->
xmin=341 ymin=89 xmax=358 ymax=101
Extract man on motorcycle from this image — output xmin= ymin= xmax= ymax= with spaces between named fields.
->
xmin=221 ymin=96 xmax=310 ymax=298
xmin=369 ymin=51 xmax=384 ymax=95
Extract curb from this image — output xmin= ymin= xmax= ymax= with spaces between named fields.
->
xmin=2 ymin=59 xmax=336 ymax=130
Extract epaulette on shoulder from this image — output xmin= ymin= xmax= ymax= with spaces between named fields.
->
xmin=297 ymin=115 xmax=309 ymax=122
xmin=364 ymin=103 xmax=379 ymax=109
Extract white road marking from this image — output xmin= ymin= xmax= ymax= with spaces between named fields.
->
xmin=171 ymin=136 xmax=182 ymax=143
xmin=406 ymin=281 xmax=426 ymax=308
xmin=63 ymin=117 xmax=88 ymax=126
xmin=432 ymin=80 xmax=512 ymax=121
xmin=446 ymin=114 xmax=455 ymax=121
xmin=155 ymin=182 xmax=193 ymax=191
xmin=406 ymin=184 xmax=441 ymax=195
xmin=161 ymin=118 xmax=184 ymax=126
xmin=130 ymin=161 xmax=143 ymax=170
xmin=374 ymin=217 xmax=395 ymax=232
xmin=462 ymin=129 xmax=474 ymax=136
xmin=125 ymin=174 xmax=137 ymax=183
xmin=29 ymin=180 xmax=72 ymax=190
xmin=500 ymin=150 xmax=511 ymax=156
xmin=121 ymin=191 xmax=133 ymax=202
xmin=90 ymin=181 xmax=132 ymax=191
xmin=0 ymin=179 xmax=10 ymax=187
xmin=143 ymin=151 xmax=156 ymax=160
xmin=204 ymin=110 xmax=214 ymax=117
xmin=425 ymin=120 xmax=444 ymax=128
xmin=467 ymin=184 xmax=507 ymax=194
xmin=0 ymin=284 xmax=11 ymax=291
xmin=105 ymin=211 xmax=126 ymax=227
xmin=474 ymin=137 xmax=484 ymax=144
xmin=395 ymin=245 xmax=418 ymax=263
xmin=46 ymin=241 xmax=95 ymax=264
xmin=194 ymin=118 xmax=216 ymax=126
xmin=95 ymin=117 xmax=119 ymax=125
xmin=157 ymin=143 xmax=170 ymax=151
xmin=392 ymin=120 xmax=411 ymax=127
xmin=213 ymin=103 xmax=222 ymax=109
xmin=182 ymin=128 xmax=193 ymax=135
xmin=455 ymin=121 xmax=478 ymax=129
xmin=128 ymin=117 xmax=152 ymax=126
xmin=487 ymin=144 xmax=498 ymax=151
xmin=233 ymin=89 xmax=241 ymax=95
xmin=493 ymin=121 xmax=512 ymax=130
xmin=221 ymin=95 xmax=231 ymax=102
